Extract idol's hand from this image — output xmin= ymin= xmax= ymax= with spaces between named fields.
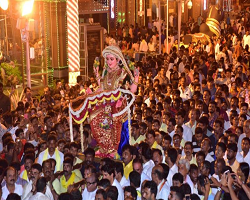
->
xmin=93 ymin=66 xmax=100 ymax=80
xmin=134 ymin=67 xmax=140 ymax=78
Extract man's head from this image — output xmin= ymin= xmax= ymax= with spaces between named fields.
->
xmin=142 ymin=181 xmax=157 ymax=200
xmin=172 ymin=173 xmax=183 ymax=187
xmin=227 ymin=142 xmax=238 ymax=162
xmin=124 ymin=186 xmax=137 ymax=200
xmin=63 ymin=157 xmax=73 ymax=177
xmin=30 ymin=163 xmax=42 ymax=183
xmin=213 ymin=119 xmax=223 ymax=135
xmin=42 ymin=159 xmax=52 ymax=178
xmin=36 ymin=177 xmax=47 ymax=194
xmin=167 ymin=118 xmax=176 ymax=133
xmin=84 ymin=148 xmax=95 ymax=165
xmin=86 ymin=173 xmax=98 ymax=192
xmin=114 ymin=162 xmax=124 ymax=180
xmin=122 ymin=145 xmax=134 ymax=166
xmin=101 ymin=164 xmax=115 ymax=183
xmin=215 ymin=142 xmax=226 ymax=159
xmin=197 ymin=175 xmax=209 ymax=195
xmin=152 ymin=149 xmax=163 ymax=165
xmin=168 ymin=186 xmax=183 ymax=200
xmin=165 ymin=147 xmax=178 ymax=166
xmin=184 ymin=142 xmax=193 ymax=157
xmin=133 ymin=158 xmax=143 ymax=174
xmin=189 ymin=164 xmax=198 ymax=184
xmin=129 ymin=171 xmax=141 ymax=188
xmin=242 ymin=137 xmax=250 ymax=153
xmin=146 ymin=130 xmax=156 ymax=147
xmin=152 ymin=165 xmax=164 ymax=184
xmin=47 ymin=135 xmax=57 ymax=154
xmin=69 ymin=142 xmax=79 ymax=158
xmin=4 ymin=167 xmax=16 ymax=186
xmin=178 ymin=159 xmax=190 ymax=178
xmin=175 ymin=111 xmax=184 ymax=126
xmin=24 ymin=154 xmax=35 ymax=172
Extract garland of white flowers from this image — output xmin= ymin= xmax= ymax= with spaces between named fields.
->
xmin=69 ymin=112 xmax=73 ymax=142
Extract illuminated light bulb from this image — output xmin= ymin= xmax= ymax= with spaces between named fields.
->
xmin=0 ymin=0 xmax=8 ymax=10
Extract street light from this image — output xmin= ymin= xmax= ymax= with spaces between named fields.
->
xmin=21 ymin=0 xmax=34 ymax=88
xmin=0 ymin=0 xmax=8 ymax=10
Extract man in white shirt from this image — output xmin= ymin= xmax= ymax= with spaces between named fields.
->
xmin=225 ymin=143 xmax=239 ymax=173
xmin=239 ymin=137 xmax=250 ymax=163
xmin=37 ymin=135 xmax=64 ymax=172
xmin=152 ymin=165 xmax=169 ymax=200
xmin=175 ymin=111 xmax=192 ymax=142
xmin=22 ymin=163 xmax=54 ymax=200
xmin=133 ymin=158 xmax=151 ymax=186
xmin=102 ymin=163 xmax=124 ymax=200
xmin=2 ymin=167 xmax=23 ymax=200
xmin=82 ymin=173 xmax=98 ymax=200
xmin=29 ymin=177 xmax=50 ymax=200
xmin=115 ymin=162 xmax=130 ymax=188
xmin=243 ymin=31 xmax=250 ymax=49
xmin=141 ymin=144 xmax=155 ymax=179
xmin=165 ymin=148 xmax=178 ymax=187
xmin=139 ymin=37 xmax=148 ymax=52
xmin=178 ymin=77 xmax=192 ymax=101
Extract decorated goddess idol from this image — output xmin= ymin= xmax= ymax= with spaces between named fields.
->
xmin=69 ymin=45 xmax=139 ymax=157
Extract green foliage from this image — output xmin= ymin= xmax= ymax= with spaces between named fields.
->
xmin=0 ymin=62 xmax=22 ymax=86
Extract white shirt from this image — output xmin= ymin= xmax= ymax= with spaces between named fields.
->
xmin=29 ymin=192 xmax=50 ymax=200
xmin=143 ymin=160 xmax=155 ymax=180
xmin=139 ymin=40 xmax=148 ymax=52
xmin=243 ymin=34 xmax=250 ymax=48
xmin=238 ymin=133 xmax=247 ymax=152
xmin=140 ymin=172 xmax=151 ymax=186
xmin=167 ymin=164 xmax=178 ymax=187
xmin=156 ymin=180 xmax=169 ymax=200
xmin=82 ymin=188 xmax=97 ymax=200
xmin=180 ymin=124 xmax=193 ymax=142
xmin=178 ymin=86 xmax=192 ymax=101
xmin=2 ymin=183 xmax=23 ymax=200
xmin=119 ymin=176 xmax=130 ymax=188
xmin=22 ymin=180 xmax=54 ymax=200
xmin=239 ymin=151 xmax=250 ymax=163
xmin=37 ymin=148 xmax=64 ymax=172
xmin=205 ymin=153 xmax=215 ymax=163
xmin=112 ymin=179 xmax=124 ymax=200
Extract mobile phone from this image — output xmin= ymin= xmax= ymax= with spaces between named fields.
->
xmin=218 ymin=68 xmax=223 ymax=72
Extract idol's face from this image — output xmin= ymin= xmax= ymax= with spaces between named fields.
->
xmin=106 ymin=54 xmax=118 ymax=70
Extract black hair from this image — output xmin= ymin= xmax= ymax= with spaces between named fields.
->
xmin=180 ymin=183 xmax=191 ymax=195
xmin=63 ymin=157 xmax=74 ymax=167
xmin=129 ymin=171 xmax=141 ymax=188
xmin=167 ymin=147 xmax=178 ymax=164
xmin=172 ymin=173 xmax=184 ymax=183
xmin=84 ymin=147 xmax=95 ymax=157
xmin=58 ymin=193 xmax=73 ymax=200
xmin=124 ymin=186 xmax=137 ymax=199
xmin=31 ymin=163 xmax=42 ymax=173
xmin=101 ymin=164 xmax=115 ymax=177
xmin=227 ymin=142 xmax=238 ymax=152
xmin=170 ymin=186 xmax=183 ymax=200
xmin=98 ymin=179 xmax=111 ymax=189
xmin=159 ymin=163 xmax=169 ymax=179
xmin=10 ymin=162 xmax=21 ymax=172
xmin=143 ymin=181 xmax=157 ymax=197
xmin=239 ymin=162 xmax=249 ymax=182
xmin=95 ymin=189 xmax=107 ymax=200
xmin=6 ymin=193 xmax=21 ymax=200
xmin=106 ymin=186 xmax=118 ymax=200
xmin=36 ymin=177 xmax=47 ymax=193
xmin=115 ymin=162 xmax=124 ymax=177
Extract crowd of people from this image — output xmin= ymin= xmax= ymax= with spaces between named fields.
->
xmin=0 ymin=7 xmax=250 ymax=200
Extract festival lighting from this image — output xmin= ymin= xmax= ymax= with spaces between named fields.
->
xmin=22 ymin=0 xmax=34 ymax=16
xmin=0 ymin=0 xmax=8 ymax=10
